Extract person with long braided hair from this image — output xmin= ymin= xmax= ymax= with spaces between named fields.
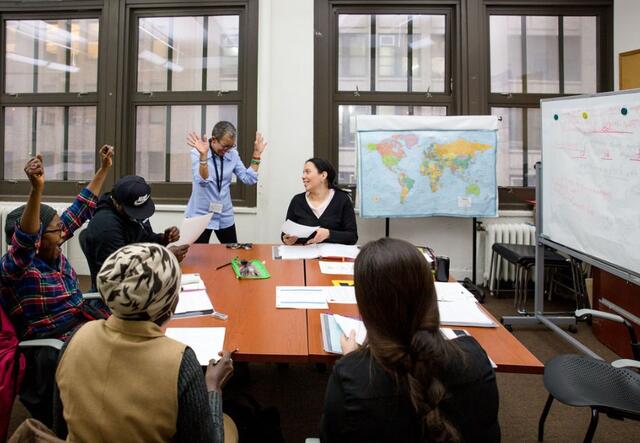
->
xmin=320 ymin=238 xmax=500 ymax=442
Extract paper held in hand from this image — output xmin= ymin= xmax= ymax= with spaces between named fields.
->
xmin=165 ymin=327 xmax=226 ymax=365
xmin=168 ymin=213 xmax=214 ymax=247
xmin=281 ymin=219 xmax=319 ymax=238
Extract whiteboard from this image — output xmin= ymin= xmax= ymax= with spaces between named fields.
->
xmin=541 ymin=90 xmax=640 ymax=276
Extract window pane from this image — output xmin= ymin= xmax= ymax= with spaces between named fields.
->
xmin=338 ymin=105 xmax=371 ymax=185
xmin=490 ymin=16 xmax=523 ymax=93
xmin=492 ymin=107 xmax=523 ymax=186
xmin=413 ymin=106 xmax=447 ymax=116
xmin=4 ymin=106 xmax=96 ymax=181
xmin=207 ymin=16 xmax=239 ymax=91
xmin=526 ymin=16 xmax=559 ymax=93
xmin=136 ymin=105 xmax=237 ymax=182
xmin=137 ymin=16 xmax=239 ymax=92
xmin=338 ymin=15 xmax=371 ymax=91
xmin=563 ymin=17 xmax=597 ymax=94
xmin=411 ymin=15 xmax=445 ymax=93
xmin=375 ymin=15 xmax=408 ymax=92
xmin=526 ymin=108 xmax=541 ymax=185
xmin=376 ymin=105 xmax=410 ymax=115
xmin=5 ymin=19 xmax=99 ymax=93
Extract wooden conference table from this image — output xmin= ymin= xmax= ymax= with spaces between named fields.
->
xmin=170 ymin=244 xmax=543 ymax=374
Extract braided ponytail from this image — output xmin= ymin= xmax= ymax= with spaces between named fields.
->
xmin=355 ymin=238 xmax=463 ymax=442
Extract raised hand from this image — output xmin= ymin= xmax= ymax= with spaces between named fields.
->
xmin=24 ymin=155 xmax=45 ymax=193
xmin=187 ymin=132 xmax=210 ymax=156
xmin=99 ymin=145 xmax=114 ymax=169
xmin=252 ymin=132 xmax=268 ymax=158
xmin=282 ymin=234 xmax=298 ymax=246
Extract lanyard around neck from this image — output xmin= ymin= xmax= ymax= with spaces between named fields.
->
xmin=212 ymin=153 xmax=224 ymax=193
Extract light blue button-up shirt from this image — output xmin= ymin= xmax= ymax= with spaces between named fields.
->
xmin=185 ymin=148 xmax=258 ymax=230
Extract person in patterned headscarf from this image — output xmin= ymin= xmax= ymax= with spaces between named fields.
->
xmin=53 ymin=243 xmax=237 ymax=443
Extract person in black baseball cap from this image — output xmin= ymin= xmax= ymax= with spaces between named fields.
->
xmin=80 ymin=175 xmax=189 ymax=291
xmin=111 ymin=175 xmax=156 ymax=220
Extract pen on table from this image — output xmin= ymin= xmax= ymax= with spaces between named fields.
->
xmin=216 ymin=261 xmax=232 ymax=270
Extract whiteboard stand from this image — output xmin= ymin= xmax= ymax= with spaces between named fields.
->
xmin=502 ymin=163 xmax=602 ymax=359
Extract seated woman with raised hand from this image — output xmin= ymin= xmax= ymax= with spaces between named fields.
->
xmin=320 ymin=238 xmax=500 ymax=443
xmin=281 ymin=158 xmax=357 ymax=245
xmin=54 ymin=243 xmax=236 ymax=443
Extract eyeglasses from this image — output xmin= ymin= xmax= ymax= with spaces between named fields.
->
xmin=43 ymin=224 xmax=64 ymax=235
xmin=210 ymin=138 xmax=237 ymax=151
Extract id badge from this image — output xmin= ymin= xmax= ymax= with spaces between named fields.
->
xmin=209 ymin=201 xmax=223 ymax=213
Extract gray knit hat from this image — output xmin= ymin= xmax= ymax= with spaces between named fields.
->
xmin=97 ymin=243 xmax=181 ymax=322
xmin=5 ymin=204 xmax=58 ymax=244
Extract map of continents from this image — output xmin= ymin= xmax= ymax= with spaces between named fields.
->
xmin=357 ymin=130 xmax=497 ymax=218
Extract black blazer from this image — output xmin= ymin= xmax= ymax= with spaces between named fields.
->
xmin=282 ymin=190 xmax=358 ymax=245
xmin=320 ymin=336 xmax=501 ymax=443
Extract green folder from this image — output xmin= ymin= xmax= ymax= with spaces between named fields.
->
xmin=231 ymin=257 xmax=271 ymax=279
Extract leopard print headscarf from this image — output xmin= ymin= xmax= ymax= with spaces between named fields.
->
xmin=97 ymin=243 xmax=181 ymax=322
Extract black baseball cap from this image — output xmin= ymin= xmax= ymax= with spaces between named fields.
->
xmin=112 ymin=175 xmax=155 ymax=220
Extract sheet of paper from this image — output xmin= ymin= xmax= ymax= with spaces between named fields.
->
xmin=165 ymin=327 xmax=225 ymax=365
xmin=326 ymin=286 xmax=357 ymax=304
xmin=333 ymin=314 xmax=367 ymax=345
xmin=175 ymin=290 xmax=214 ymax=315
xmin=169 ymin=213 xmax=214 ymax=247
xmin=437 ymin=300 xmax=496 ymax=327
xmin=181 ymin=273 xmax=202 ymax=285
xmin=319 ymin=261 xmax=355 ymax=275
xmin=275 ymin=286 xmax=329 ymax=309
xmin=281 ymin=219 xmax=319 ymax=238
xmin=277 ymin=245 xmax=321 ymax=260
xmin=182 ymin=281 xmax=207 ymax=292
xmin=320 ymin=313 xmax=343 ymax=354
xmin=318 ymin=244 xmax=360 ymax=259
xmin=439 ymin=327 xmax=469 ymax=340
xmin=435 ymin=282 xmax=477 ymax=302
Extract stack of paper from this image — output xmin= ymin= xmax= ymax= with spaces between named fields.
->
xmin=435 ymin=282 xmax=478 ymax=302
xmin=275 ymin=286 xmax=329 ymax=309
xmin=320 ymin=313 xmax=366 ymax=354
xmin=277 ymin=244 xmax=359 ymax=260
xmin=319 ymin=261 xmax=354 ymax=275
xmin=175 ymin=289 xmax=215 ymax=318
xmin=165 ymin=327 xmax=226 ymax=365
xmin=181 ymin=273 xmax=206 ymax=292
xmin=437 ymin=300 xmax=496 ymax=327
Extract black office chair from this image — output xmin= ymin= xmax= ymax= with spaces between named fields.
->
xmin=538 ymin=309 xmax=640 ymax=442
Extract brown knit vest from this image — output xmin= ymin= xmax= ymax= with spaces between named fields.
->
xmin=56 ymin=316 xmax=186 ymax=443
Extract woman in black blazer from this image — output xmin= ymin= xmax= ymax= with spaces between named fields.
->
xmin=282 ymin=158 xmax=357 ymax=245
xmin=320 ymin=238 xmax=500 ymax=443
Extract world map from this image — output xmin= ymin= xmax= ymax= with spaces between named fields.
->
xmin=357 ymin=129 xmax=498 ymax=218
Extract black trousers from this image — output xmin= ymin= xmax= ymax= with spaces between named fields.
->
xmin=195 ymin=224 xmax=238 ymax=244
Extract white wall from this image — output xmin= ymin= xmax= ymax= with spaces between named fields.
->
xmin=614 ymin=0 xmax=640 ymax=90
xmin=1 ymin=0 xmax=535 ymax=280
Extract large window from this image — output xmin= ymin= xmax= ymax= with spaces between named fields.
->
xmin=0 ymin=1 xmax=258 ymax=205
xmin=315 ymin=0 xmax=612 ymax=208
xmin=316 ymin=4 xmax=455 ymax=186
xmin=489 ymin=14 xmax=600 ymax=187
xmin=1 ymin=17 xmax=100 ymax=196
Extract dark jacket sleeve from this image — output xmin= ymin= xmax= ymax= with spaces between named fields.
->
xmin=141 ymin=220 xmax=166 ymax=245
xmin=175 ymin=347 xmax=223 ymax=443
xmin=319 ymin=365 xmax=348 ymax=443
xmin=327 ymin=192 xmax=358 ymax=245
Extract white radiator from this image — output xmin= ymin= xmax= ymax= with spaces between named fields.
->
xmin=483 ymin=223 xmax=536 ymax=284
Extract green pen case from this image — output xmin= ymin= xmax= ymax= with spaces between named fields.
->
xmin=231 ymin=257 xmax=271 ymax=279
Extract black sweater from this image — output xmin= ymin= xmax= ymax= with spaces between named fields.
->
xmin=320 ymin=336 xmax=501 ymax=443
xmin=81 ymin=193 xmax=165 ymax=290
xmin=283 ymin=190 xmax=358 ymax=245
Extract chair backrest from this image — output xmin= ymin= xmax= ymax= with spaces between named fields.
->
xmin=0 ymin=305 xmax=26 ymax=442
